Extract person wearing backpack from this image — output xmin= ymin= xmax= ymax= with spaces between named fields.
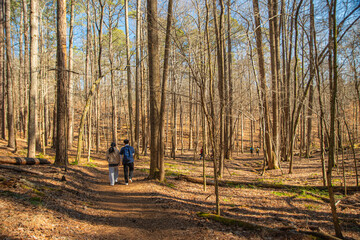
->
xmin=106 ymin=142 xmax=121 ymax=186
xmin=120 ymin=139 xmax=135 ymax=185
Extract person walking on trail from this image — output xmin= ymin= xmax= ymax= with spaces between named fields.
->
xmin=250 ymin=146 xmax=254 ymax=155
xmin=256 ymin=147 xmax=260 ymax=156
xmin=106 ymin=142 xmax=121 ymax=186
xmin=120 ymin=139 xmax=135 ymax=185
xmin=200 ymin=148 xmax=204 ymax=160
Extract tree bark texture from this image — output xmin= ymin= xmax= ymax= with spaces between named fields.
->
xmin=54 ymin=0 xmax=68 ymax=166
xmin=67 ymin=0 xmax=75 ymax=149
xmin=252 ymin=0 xmax=273 ymax=168
xmin=147 ymin=0 xmax=161 ymax=178
xmin=0 ymin=0 xmax=5 ymax=140
xmin=28 ymin=0 xmax=39 ymax=158
xmin=5 ymin=0 xmax=15 ymax=148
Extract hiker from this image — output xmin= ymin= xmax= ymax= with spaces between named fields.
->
xmin=256 ymin=147 xmax=260 ymax=155
xmin=106 ymin=142 xmax=121 ymax=186
xmin=250 ymin=146 xmax=254 ymax=155
xmin=120 ymin=139 xmax=135 ymax=185
xmin=200 ymin=148 xmax=204 ymax=160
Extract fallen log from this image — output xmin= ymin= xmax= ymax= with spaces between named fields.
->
xmin=0 ymin=156 xmax=51 ymax=165
xmin=177 ymin=174 xmax=359 ymax=194
xmin=0 ymin=164 xmax=44 ymax=175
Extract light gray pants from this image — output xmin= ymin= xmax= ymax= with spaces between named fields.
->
xmin=109 ymin=166 xmax=119 ymax=185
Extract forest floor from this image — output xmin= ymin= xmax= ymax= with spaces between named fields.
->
xmin=0 ymin=138 xmax=359 ymax=240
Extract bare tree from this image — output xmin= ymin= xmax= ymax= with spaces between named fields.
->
xmin=28 ymin=0 xmax=39 ymax=158
xmin=125 ymin=0 xmax=133 ymax=145
xmin=252 ymin=0 xmax=273 ymax=168
xmin=54 ymin=0 xmax=68 ymax=166
xmin=0 ymin=0 xmax=5 ymax=140
xmin=147 ymin=0 xmax=161 ymax=178
xmin=327 ymin=0 xmax=343 ymax=237
xmin=22 ymin=0 xmax=29 ymax=139
xmin=67 ymin=0 xmax=75 ymax=149
xmin=135 ymin=0 xmax=142 ymax=157
xmin=158 ymin=0 xmax=173 ymax=181
xmin=5 ymin=0 xmax=15 ymax=149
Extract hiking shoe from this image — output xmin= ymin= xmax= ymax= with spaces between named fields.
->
xmin=125 ymin=183 xmax=128 ymax=185
xmin=129 ymin=179 xmax=132 ymax=183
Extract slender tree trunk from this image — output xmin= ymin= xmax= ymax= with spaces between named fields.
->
xmin=108 ymin=4 xmax=117 ymax=145
xmin=252 ymin=0 xmax=273 ymax=169
xmin=158 ymin=0 xmax=173 ymax=181
xmin=147 ymin=0 xmax=161 ymax=178
xmin=212 ymin=0 xmax=225 ymax=178
xmin=125 ymin=0 xmax=133 ymax=146
xmin=86 ymin=0 xmax=92 ymax=161
xmin=5 ymin=0 xmax=15 ymax=149
xmin=327 ymin=1 xmax=343 ymax=237
xmin=267 ymin=0 xmax=280 ymax=169
xmin=67 ymin=0 xmax=74 ymax=149
xmin=54 ymin=0 xmax=68 ymax=166
xmin=0 ymin=0 xmax=5 ymax=140
xmin=226 ymin=0 xmax=233 ymax=160
xmin=28 ymin=0 xmax=39 ymax=158
xmin=135 ymin=0 xmax=142 ymax=157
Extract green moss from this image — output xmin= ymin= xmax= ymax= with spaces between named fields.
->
xmin=166 ymin=183 xmax=176 ymax=189
xmin=272 ymin=191 xmax=294 ymax=197
xmin=29 ymin=197 xmax=42 ymax=206
xmin=304 ymin=204 xmax=319 ymax=210
xmin=85 ymin=163 xmax=97 ymax=168
xmin=197 ymin=212 xmax=261 ymax=230
xmin=165 ymin=170 xmax=179 ymax=177
xmin=36 ymin=153 xmax=46 ymax=159
xmin=33 ymin=188 xmax=45 ymax=197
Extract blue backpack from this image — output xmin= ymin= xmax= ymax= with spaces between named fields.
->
xmin=122 ymin=146 xmax=133 ymax=162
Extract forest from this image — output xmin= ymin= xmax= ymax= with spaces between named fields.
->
xmin=0 ymin=0 xmax=359 ymax=239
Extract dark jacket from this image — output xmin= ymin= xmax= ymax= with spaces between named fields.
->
xmin=120 ymin=145 xmax=135 ymax=164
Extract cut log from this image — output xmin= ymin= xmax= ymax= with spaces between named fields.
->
xmin=0 ymin=156 xmax=51 ymax=165
xmin=177 ymin=174 xmax=359 ymax=194
xmin=0 ymin=164 xmax=44 ymax=175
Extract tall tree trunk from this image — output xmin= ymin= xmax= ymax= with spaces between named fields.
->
xmin=212 ymin=0 xmax=225 ymax=178
xmin=67 ymin=0 xmax=74 ymax=149
xmin=5 ymin=0 xmax=15 ymax=149
xmin=86 ymin=0 xmax=92 ymax=161
xmin=135 ymin=0 xmax=142 ymax=157
xmin=327 ymin=1 xmax=343 ymax=237
xmin=95 ymin=1 xmax=104 ymax=154
xmin=252 ymin=0 xmax=273 ymax=169
xmin=125 ymin=0 xmax=134 ymax=146
xmin=108 ymin=4 xmax=117 ymax=145
xmin=158 ymin=0 xmax=173 ymax=181
xmin=268 ymin=0 xmax=279 ymax=169
xmin=28 ymin=0 xmax=39 ymax=158
xmin=226 ymin=0 xmax=233 ymax=160
xmin=147 ymin=0 xmax=161 ymax=178
xmin=0 ymin=0 xmax=5 ymax=140
xmin=54 ymin=0 xmax=68 ymax=166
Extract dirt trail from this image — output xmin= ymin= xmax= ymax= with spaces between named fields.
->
xmin=84 ymin=162 xmax=225 ymax=240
